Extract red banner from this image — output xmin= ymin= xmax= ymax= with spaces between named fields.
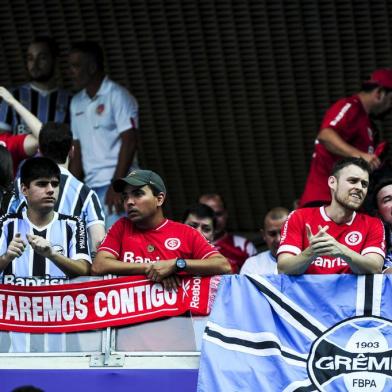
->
xmin=0 ymin=276 xmax=219 ymax=333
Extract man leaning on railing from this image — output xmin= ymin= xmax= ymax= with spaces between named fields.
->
xmin=277 ymin=157 xmax=385 ymax=275
xmin=92 ymin=169 xmax=231 ymax=290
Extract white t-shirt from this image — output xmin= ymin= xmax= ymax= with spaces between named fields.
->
xmin=71 ymin=77 xmax=139 ymax=188
xmin=240 ymin=250 xmax=278 ymax=275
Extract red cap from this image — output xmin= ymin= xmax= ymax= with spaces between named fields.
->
xmin=366 ymin=69 xmax=392 ymax=89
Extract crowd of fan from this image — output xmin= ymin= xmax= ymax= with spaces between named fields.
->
xmin=1 ymin=36 xmax=392 ymax=293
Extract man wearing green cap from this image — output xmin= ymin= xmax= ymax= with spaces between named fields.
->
xmin=92 ymin=170 xmax=231 ymax=289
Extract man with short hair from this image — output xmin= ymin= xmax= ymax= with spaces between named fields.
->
xmin=0 ymin=37 xmax=70 ymax=135
xmin=68 ymin=41 xmax=139 ymax=228
xmin=278 ymin=157 xmax=385 ymax=274
xmin=0 ymin=157 xmax=91 ymax=278
xmin=8 ymin=122 xmax=105 ymax=255
xmin=0 ymin=157 xmax=91 ymax=352
xmin=92 ymin=170 xmax=231 ymax=290
xmin=240 ymin=207 xmax=289 ymax=275
xmin=299 ymin=69 xmax=392 ymax=207
xmin=198 ymin=193 xmax=257 ymax=272
xmin=183 ymin=203 xmax=215 ymax=242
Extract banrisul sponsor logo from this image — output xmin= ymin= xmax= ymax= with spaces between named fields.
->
xmin=307 ymin=316 xmax=392 ymax=391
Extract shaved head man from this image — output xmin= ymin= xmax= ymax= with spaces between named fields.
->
xmin=241 ymin=207 xmax=289 ymax=275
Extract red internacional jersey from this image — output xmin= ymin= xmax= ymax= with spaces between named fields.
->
xmin=0 ymin=133 xmax=28 ymax=174
xmin=277 ymin=206 xmax=385 ymax=274
xmin=299 ymin=95 xmax=375 ymax=207
xmin=98 ymin=218 xmax=220 ymax=263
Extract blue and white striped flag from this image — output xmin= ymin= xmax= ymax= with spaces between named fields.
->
xmin=197 ymin=274 xmax=392 ymax=391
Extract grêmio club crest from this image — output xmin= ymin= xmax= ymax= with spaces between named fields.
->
xmin=307 ymin=316 xmax=392 ymax=391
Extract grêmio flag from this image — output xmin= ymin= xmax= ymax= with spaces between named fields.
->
xmin=197 ymin=274 xmax=392 ymax=392
xmin=0 ymin=275 xmax=219 ymax=333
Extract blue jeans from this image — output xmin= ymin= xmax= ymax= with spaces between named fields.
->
xmin=93 ymin=185 xmax=124 ymax=230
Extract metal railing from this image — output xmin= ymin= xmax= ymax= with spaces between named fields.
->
xmin=0 ymin=276 xmax=207 ymax=367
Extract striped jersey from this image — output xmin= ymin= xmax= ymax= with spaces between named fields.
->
xmin=0 ymin=83 xmax=71 ymax=134
xmin=0 ymin=210 xmax=91 ymax=278
xmin=8 ymin=166 xmax=105 ymax=230
xmin=0 ymin=210 xmax=91 ymax=353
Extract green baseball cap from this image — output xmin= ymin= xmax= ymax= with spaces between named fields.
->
xmin=112 ymin=169 xmax=166 ymax=194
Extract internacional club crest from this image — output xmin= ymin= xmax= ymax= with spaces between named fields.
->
xmin=307 ymin=316 xmax=392 ymax=391
xmin=345 ymin=231 xmax=362 ymax=246
xmin=96 ymin=103 xmax=105 ymax=115
xmin=164 ymin=238 xmax=181 ymax=250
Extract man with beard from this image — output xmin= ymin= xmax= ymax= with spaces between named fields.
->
xmin=277 ymin=157 xmax=385 ymax=274
xmin=299 ymin=69 xmax=392 ymax=207
xmin=0 ymin=37 xmax=71 ymax=135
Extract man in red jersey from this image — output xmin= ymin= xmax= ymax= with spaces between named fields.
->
xmin=198 ymin=193 xmax=257 ymax=272
xmin=92 ymin=170 xmax=231 ymax=289
xmin=299 ymin=69 xmax=392 ymax=207
xmin=278 ymin=157 xmax=385 ymax=274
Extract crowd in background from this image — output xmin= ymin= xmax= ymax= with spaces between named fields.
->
xmin=1 ymin=36 xmax=392 ymax=291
